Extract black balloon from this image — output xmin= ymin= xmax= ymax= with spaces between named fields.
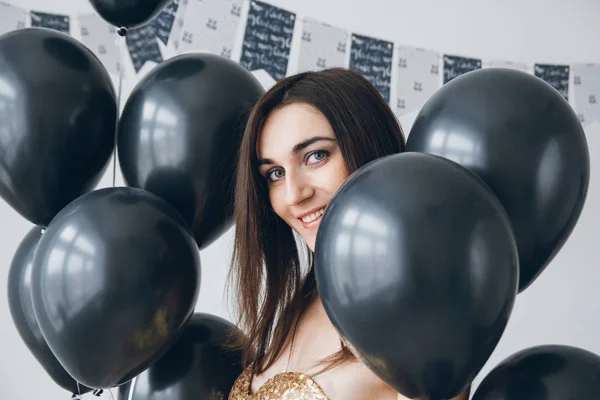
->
xmin=118 ymin=53 xmax=264 ymax=250
xmin=473 ymin=345 xmax=600 ymax=400
xmin=0 ymin=28 xmax=117 ymax=226
xmin=30 ymin=187 xmax=201 ymax=389
xmin=315 ymin=152 xmax=519 ymax=400
xmin=406 ymin=68 xmax=590 ymax=292
xmin=122 ymin=313 xmax=244 ymax=400
xmin=88 ymin=0 xmax=171 ymax=29
xmin=8 ymin=227 xmax=92 ymax=395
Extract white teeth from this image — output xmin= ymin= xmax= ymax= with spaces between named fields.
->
xmin=301 ymin=208 xmax=325 ymax=223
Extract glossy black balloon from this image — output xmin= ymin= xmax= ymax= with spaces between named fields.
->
xmin=0 ymin=28 xmax=117 ymax=226
xmin=473 ymin=345 xmax=600 ymax=400
xmin=118 ymin=53 xmax=264 ymax=250
xmin=123 ymin=313 xmax=244 ymax=400
xmin=30 ymin=187 xmax=201 ymax=389
xmin=406 ymin=68 xmax=590 ymax=292
xmin=88 ymin=0 xmax=171 ymax=29
xmin=315 ymin=152 xmax=519 ymax=400
xmin=8 ymin=227 xmax=92 ymax=395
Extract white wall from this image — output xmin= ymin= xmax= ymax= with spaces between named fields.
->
xmin=1 ymin=0 xmax=599 ymax=398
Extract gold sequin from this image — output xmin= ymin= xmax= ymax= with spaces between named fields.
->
xmin=228 ymin=364 xmax=329 ymax=400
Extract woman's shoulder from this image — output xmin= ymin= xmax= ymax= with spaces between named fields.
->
xmin=310 ymin=360 xmax=399 ymax=400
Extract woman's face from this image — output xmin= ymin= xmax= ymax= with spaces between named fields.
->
xmin=257 ymin=102 xmax=350 ymax=251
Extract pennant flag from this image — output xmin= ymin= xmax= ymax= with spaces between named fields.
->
xmin=177 ymin=0 xmax=243 ymax=59
xmin=572 ymin=63 xmax=600 ymax=126
xmin=153 ymin=0 xmax=180 ymax=46
xmin=297 ymin=18 xmax=348 ymax=73
xmin=240 ymin=0 xmax=296 ymax=81
xmin=349 ymin=33 xmax=393 ymax=102
xmin=395 ymin=46 xmax=441 ymax=117
xmin=126 ymin=23 xmax=163 ymax=73
xmin=443 ymin=54 xmax=481 ymax=84
xmin=534 ymin=63 xmax=569 ymax=100
xmin=31 ymin=11 xmax=69 ymax=34
xmin=486 ymin=60 xmax=528 ymax=72
xmin=0 ymin=2 xmax=28 ymax=36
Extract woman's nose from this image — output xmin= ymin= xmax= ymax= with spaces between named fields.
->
xmin=284 ymin=171 xmax=314 ymax=206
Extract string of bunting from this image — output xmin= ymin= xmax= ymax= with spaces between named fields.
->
xmin=0 ymin=0 xmax=598 ymax=126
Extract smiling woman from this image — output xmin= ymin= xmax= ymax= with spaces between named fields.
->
xmin=256 ymin=103 xmax=350 ymax=250
xmin=226 ymin=68 xmax=470 ymax=400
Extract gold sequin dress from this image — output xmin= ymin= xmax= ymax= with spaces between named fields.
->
xmin=228 ymin=363 xmax=329 ymax=400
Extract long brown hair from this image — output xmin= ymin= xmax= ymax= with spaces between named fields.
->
xmin=226 ymin=67 xmax=406 ymax=377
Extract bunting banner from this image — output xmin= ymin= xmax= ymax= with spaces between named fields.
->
xmin=0 ymin=0 xmax=598 ymax=126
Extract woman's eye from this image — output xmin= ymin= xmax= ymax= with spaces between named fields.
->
xmin=307 ymin=150 xmax=329 ymax=164
xmin=267 ymin=169 xmax=284 ymax=182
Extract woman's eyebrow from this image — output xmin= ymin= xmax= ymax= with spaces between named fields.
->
xmin=257 ymin=136 xmax=335 ymax=166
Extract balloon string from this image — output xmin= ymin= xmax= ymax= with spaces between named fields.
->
xmin=108 ymin=388 xmax=116 ymax=400
xmin=112 ymin=29 xmax=126 ymax=188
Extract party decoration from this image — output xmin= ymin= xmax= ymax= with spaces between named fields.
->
xmin=124 ymin=313 xmax=244 ymax=400
xmin=473 ymin=344 xmax=600 ymax=400
xmin=0 ymin=28 xmax=117 ymax=226
xmin=117 ymin=52 xmax=264 ymax=250
xmin=30 ymin=11 xmax=70 ymax=34
xmin=349 ymin=33 xmax=394 ymax=102
xmin=406 ymin=67 xmax=590 ymax=292
xmin=88 ymin=0 xmax=171 ymax=29
xmin=240 ymin=0 xmax=295 ymax=82
xmin=30 ymin=187 xmax=201 ymax=389
xmin=126 ymin=23 xmax=163 ymax=73
xmin=176 ymin=0 xmax=243 ymax=58
xmin=443 ymin=54 xmax=481 ymax=83
xmin=8 ymin=227 xmax=92 ymax=395
xmin=534 ymin=64 xmax=570 ymax=100
xmin=315 ymin=152 xmax=519 ymax=400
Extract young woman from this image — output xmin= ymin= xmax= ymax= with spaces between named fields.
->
xmin=227 ymin=68 xmax=471 ymax=400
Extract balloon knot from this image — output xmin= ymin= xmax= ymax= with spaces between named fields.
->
xmin=117 ymin=27 xmax=128 ymax=37
xmin=71 ymin=394 xmax=82 ymax=399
